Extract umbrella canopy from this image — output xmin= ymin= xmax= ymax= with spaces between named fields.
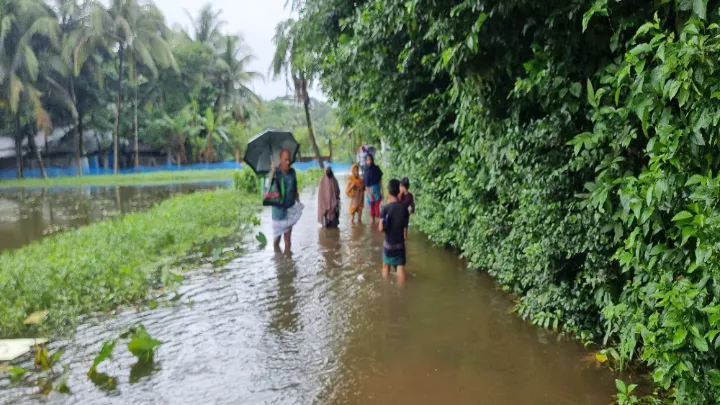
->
xmin=243 ymin=129 xmax=300 ymax=175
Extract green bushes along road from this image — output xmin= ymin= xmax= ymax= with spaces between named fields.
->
xmin=292 ymin=0 xmax=720 ymax=403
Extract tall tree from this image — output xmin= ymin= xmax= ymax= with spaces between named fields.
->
xmin=270 ymin=18 xmax=323 ymax=168
xmin=0 ymin=0 xmax=59 ymax=178
xmin=183 ymin=3 xmax=224 ymax=46
xmin=76 ymin=0 xmax=177 ymax=173
xmin=44 ymin=0 xmax=101 ymax=175
xmin=213 ymin=34 xmax=262 ymax=118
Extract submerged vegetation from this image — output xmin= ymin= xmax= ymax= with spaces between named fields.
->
xmin=290 ymin=0 xmax=720 ymax=402
xmin=0 ymin=189 xmax=256 ymax=338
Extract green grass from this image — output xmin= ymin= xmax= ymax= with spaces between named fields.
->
xmin=0 ymin=189 xmax=258 ymax=338
xmin=0 ymin=169 xmax=239 ymax=189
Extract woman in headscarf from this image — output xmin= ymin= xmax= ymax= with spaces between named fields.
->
xmin=318 ymin=166 xmax=341 ymax=228
xmin=271 ymin=149 xmax=303 ymax=252
xmin=363 ymin=154 xmax=383 ymax=225
xmin=345 ymin=163 xmax=365 ymax=224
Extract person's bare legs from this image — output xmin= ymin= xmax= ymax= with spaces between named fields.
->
xmin=382 ymin=263 xmax=390 ymax=279
xmin=283 ymin=230 xmax=292 ymax=252
xmin=396 ymin=265 xmax=406 ymax=286
xmin=357 ymin=211 xmax=363 ymax=224
xmin=273 ymin=236 xmax=282 ymax=251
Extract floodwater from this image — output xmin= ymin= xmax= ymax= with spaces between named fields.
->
xmin=0 ymin=183 xmax=227 ymax=251
xmin=0 ymin=178 xmax=616 ymax=404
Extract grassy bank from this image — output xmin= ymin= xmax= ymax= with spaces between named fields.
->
xmin=0 ymin=189 xmax=257 ymax=338
xmin=0 ymin=166 xmax=326 ymax=190
xmin=0 ymin=170 xmax=239 ymax=189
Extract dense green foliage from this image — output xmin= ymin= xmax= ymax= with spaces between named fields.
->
xmin=0 ymin=189 xmax=256 ymax=338
xmin=0 ymin=1 xmax=349 ymax=179
xmin=292 ymin=0 xmax=720 ymax=402
xmin=256 ymin=97 xmax=355 ymax=162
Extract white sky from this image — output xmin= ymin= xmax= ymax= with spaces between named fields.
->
xmin=153 ymin=0 xmax=325 ymax=101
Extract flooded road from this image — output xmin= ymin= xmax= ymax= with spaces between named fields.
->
xmin=0 ymin=183 xmax=227 ymax=251
xmin=0 ymin=179 xmax=616 ymax=404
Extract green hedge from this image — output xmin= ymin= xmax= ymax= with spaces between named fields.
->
xmin=295 ymin=0 xmax=720 ymax=402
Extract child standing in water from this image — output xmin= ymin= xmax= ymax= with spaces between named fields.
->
xmin=378 ymin=179 xmax=409 ymax=284
xmin=399 ymin=177 xmax=415 ymax=215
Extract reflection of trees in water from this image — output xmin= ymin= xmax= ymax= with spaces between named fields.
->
xmin=268 ymin=254 xmax=301 ymax=336
xmin=318 ymin=228 xmax=342 ymax=271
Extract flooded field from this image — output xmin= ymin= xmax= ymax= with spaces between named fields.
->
xmin=0 ymin=179 xmax=616 ymax=404
xmin=0 ymin=182 xmax=228 ymax=251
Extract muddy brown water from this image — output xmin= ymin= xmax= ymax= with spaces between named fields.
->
xmin=0 ymin=182 xmax=228 ymax=252
xmin=0 ymin=179 xmax=616 ymax=404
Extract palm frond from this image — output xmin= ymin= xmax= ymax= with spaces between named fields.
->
xmin=25 ymin=16 xmax=60 ymax=47
xmin=1 ymin=15 xmax=14 ymax=41
xmin=23 ymin=45 xmax=39 ymax=80
xmin=9 ymin=73 xmax=24 ymax=113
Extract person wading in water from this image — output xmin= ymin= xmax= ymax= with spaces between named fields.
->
xmin=363 ymin=154 xmax=383 ymax=225
xmin=270 ymin=149 xmax=302 ymax=252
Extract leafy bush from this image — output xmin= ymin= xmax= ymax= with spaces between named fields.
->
xmin=0 ymin=190 xmax=257 ymax=339
xmin=294 ymin=0 xmax=720 ymax=402
xmin=233 ymin=168 xmax=260 ymax=194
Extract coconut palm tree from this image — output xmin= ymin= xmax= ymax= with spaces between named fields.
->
xmin=270 ymin=18 xmax=323 ymax=168
xmin=213 ymin=34 xmax=262 ymax=118
xmin=75 ymin=0 xmax=178 ymax=173
xmin=183 ymin=3 xmax=224 ymax=46
xmin=42 ymin=0 xmax=103 ymax=175
xmin=0 ymin=0 xmax=59 ymax=178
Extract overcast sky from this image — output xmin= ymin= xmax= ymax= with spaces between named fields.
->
xmin=153 ymin=0 xmax=325 ymax=101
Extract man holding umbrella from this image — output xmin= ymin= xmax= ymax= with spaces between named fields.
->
xmin=244 ymin=129 xmax=304 ymax=253
xmin=269 ymin=149 xmax=302 ymax=251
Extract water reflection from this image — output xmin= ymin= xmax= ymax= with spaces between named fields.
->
xmin=268 ymin=253 xmax=300 ymax=336
xmin=318 ymin=227 xmax=342 ymax=271
xmin=0 ymin=183 xmax=224 ymax=251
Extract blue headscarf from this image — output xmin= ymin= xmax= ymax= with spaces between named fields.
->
xmin=363 ymin=155 xmax=383 ymax=187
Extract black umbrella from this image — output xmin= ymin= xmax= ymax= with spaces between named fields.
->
xmin=243 ymin=129 xmax=300 ymax=175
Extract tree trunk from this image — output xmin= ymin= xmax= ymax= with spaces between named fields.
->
xmin=133 ymin=71 xmax=139 ymax=170
xmin=27 ymin=127 xmax=47 ymax=179
xmin=15 ymin=111 xmax=23 ymax=179
xmin=70 ymin=75 xmax=82 ymax=176
xmin=234 ymin=147 xmax=240 ymax=163
xmin=113 ymin=46 xmax=124 ymax=174
xmin=302 ymin=91 xmax=324 ymax=169
xmin=78 ymin=109 xmax=84 ymax=175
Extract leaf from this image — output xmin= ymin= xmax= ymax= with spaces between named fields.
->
xmin=693 ymin=0 xmax=708 ymax=19
xmin=615 ymin=379 xmax=627 ymax=393
xmin=587 ymin=79 xmax=597 ymax=108
xmin=685 ymin=175 xmax=705 ymax=186
xmin=694 ymin=336 xmax=709 ymax=352
xmin=24 ymin=310 xmax=48 ymax=325
xmin=256 ymin=232 xmax=267 ymax=247
xmin=595 ymin=352 xmax=608 ymax=363
xmin=89 ymin=340 xmax=116 ymax=374
xmin=570 ymin=82 xmax=582 ymax=98
xmin=672 ymin=211 xmax=693 ymax=222
xmin=674 ymin=328 xmax=688 ymax=345
xmin=127 ymin=326 xmax=162 ymax=361
xmin=709 ymin=369 xmax=720 ymax=386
